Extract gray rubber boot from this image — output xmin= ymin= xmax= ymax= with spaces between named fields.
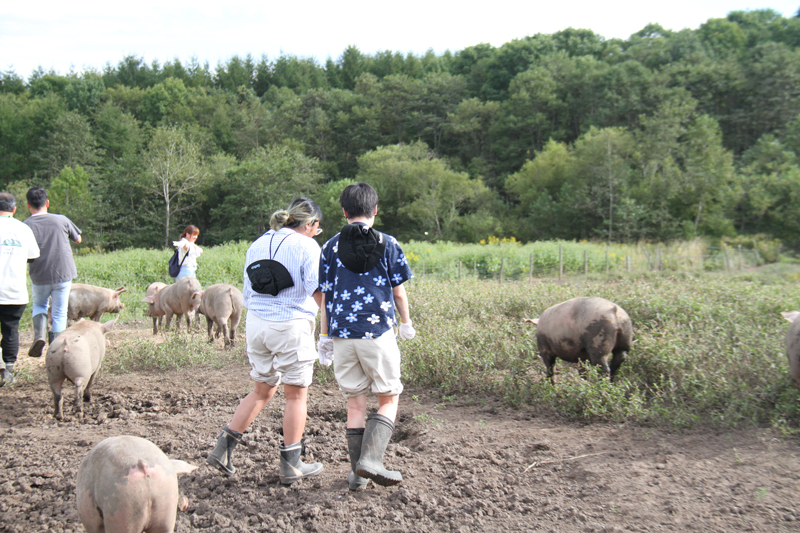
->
xmin=279 ymin=441 xmax=323 ymax=485
xmin=0 ymin=362 xmax=6 ymax=387
xmin=28 ymin=314 xmax=47 ymax=358
xmin=0 ymin=363 xmax=14 ymax=387
xmin=206 ymin=427 xmax=242 ymax=476
xmin=355 ymin=414 xmax=402 ymax=487
xmin=346 ymin=428 xmax=369 ymax=490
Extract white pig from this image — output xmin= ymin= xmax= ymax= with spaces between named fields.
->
xmin=77 ymin=435 xmax=197 ymax=533
xmin=191 ymin=283 xmax=243 ymax=347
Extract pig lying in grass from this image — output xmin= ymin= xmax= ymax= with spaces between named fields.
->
xmin=525 ymin=297 xmax=633 ymax=383
xmin=68 ymin=284 xmax=126 ymax=326
xmin=192 ymin=283 xmax=243 ymax=347
xmin=141 ymin=277 xmax=202 ymax=332
xmin=77 ymin=435 xmax=197 ymax=533
xmin=144 ymin=282 xmax=168 ymax=334
xmin=47 ymin=319 xmax=116 ymax=420
xmin=780 ymin=311 xmax=800 ymax=387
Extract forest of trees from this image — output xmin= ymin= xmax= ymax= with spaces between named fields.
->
xmin=2 ymin=8 xmax=800 ymax=249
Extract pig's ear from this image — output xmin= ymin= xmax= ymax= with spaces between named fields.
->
xmin=142 ymin=296 xmax=154 ymax=304
xmin=782 ymin=311 xmax=800 ymax=323
xmin=523 ymin=318 xmax=539 ymax=326
xmin=101 ymin=318 xmax=117 ymax=333
xmin=170 ymin=460 xmax=198 ymax=476
xmin=114 ymin=287 xmax=127 ymax=295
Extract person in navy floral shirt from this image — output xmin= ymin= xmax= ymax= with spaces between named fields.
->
xmin=318 ymin=182 xmax=415 ymax=489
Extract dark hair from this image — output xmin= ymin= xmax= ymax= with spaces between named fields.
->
xmin=26 ymin=187 xmax=48 ymax=209
xmin=181 ymin=225 xmax=200 ymax=239
xmin=0 ymin=192 xmax=15 ymax=212
xmin=270 ymin=197 xmax=323 ymax=231
xmin=340 ymin=182 xmax=378 ymax=219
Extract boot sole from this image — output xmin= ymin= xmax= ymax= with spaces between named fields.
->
xmin=356 ymin=466 xmax=402 ymax=487
xmin=28 ymin=340 xmax=45 ymax=358
xmin=206 ymin=455 xmax=235 ymax=476
xmin=280 ymin=463 xmax=324 ymax=485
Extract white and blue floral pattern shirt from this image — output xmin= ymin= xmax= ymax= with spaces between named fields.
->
xmin=319 ymin=225 xmax=413 ymax=339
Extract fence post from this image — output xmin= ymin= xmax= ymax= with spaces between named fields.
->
xmin=474 ymin=260 xmax=477 ymax=278
xmin=643 ymin=246 xmax=652 ymax=271
xmin=559 ymin=244 xmax=563 ymax=281
xmin=656 ymin=245 xmax=661 ymax=271
xmin=458 ymin=261 xmax=462 ymax=282
xmin=584 ymin=249 xmax=588 ymax=275
xmin=422 ymin=259 xmax=426 ymax=278
xmin=722 ymin=244 xmax=729 ymax=272
xmin=738 ymin=245 xmax=744 ymax=271
xmin=529 ymin=252 xmax=533 ymax=283
xmin=753 ymin=241 xmax=762 ymax=265
xmin=626 ymin=256 xmax=631 ymax=272
xmin=500 ymin=258 xmax=505 ymax=284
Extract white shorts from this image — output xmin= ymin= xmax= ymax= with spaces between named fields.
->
xmin=333 ymin=329 xmax=403 ymax=398
xmin=246 ymin=313 xmax=316 ymax=387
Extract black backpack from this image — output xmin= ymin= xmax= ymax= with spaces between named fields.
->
xmin=168 ymin=248 xmax=187 ymax=278
xmin=338 ymin=223 xmax=386 ymax=273
xmin=246 ymin=232 xmax=295 ymax=296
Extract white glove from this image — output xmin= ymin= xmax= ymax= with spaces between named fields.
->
xmin=317 ymin=335 xmax=334 ymax=366
xmin=398 ymin=319 xmax=416 ymax=340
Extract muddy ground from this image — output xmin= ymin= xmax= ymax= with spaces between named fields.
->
xmin=1 ymin=320 xmax=799 ymax=533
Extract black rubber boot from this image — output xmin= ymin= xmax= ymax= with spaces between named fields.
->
xmin=279 ymin=441 xmax=323 ymax=485
xmin=48 ymin=331 xmax=57 ymax=345
xmin=346 ymin=428 xmax=369 ymax=490
xmin=355 ymin=414 xmax=402 ymax=487
xmin=206 ymin=427 xmax=242 ymax=476
xmin=28 ymin=314 xmax=47 ymax=358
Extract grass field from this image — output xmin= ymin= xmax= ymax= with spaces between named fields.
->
xmin=47 ymin=242 xmax=800 ymax=432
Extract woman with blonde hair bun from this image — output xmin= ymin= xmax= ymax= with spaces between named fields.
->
xmin=207 ymin=196 xmax=325 ymax=485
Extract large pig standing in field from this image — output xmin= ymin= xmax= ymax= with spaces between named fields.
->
xmin=780 ymin=312 xmax=800 ymax=387
xmin=144 ymin=282 xmax=168 ymax=334
xmin=76 ymin=435 xmax=197 ymax=533
xmin=192 ymin=283 xmax=243 ymax=347
xmin=47 ymin=319 xmax=116 ymax=420
xmin=525 ymin=297 xmax=633 ymax=382
xmin=68 ymin=284 xmax=126 ymax=325
xmin=141 ymin=277 xmax=202 ymax=332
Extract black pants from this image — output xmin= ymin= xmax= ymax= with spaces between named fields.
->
xmin=0 ymin=304 xmax=27 ymax=366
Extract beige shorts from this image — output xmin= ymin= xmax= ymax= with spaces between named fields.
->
xmin=332 ymin=329 xmax=403 ymax=398
xmin=246 ymin=313 xmax=316 ymax=388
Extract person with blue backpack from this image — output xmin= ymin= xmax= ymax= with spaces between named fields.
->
xmin=171 ymin=225 xmax=202 ymax=280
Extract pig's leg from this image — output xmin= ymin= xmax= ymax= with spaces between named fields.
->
xmin=76 ymin=489 xmax=103 ymax=533
xmin=152 ymin=316 xmax=158 ymax=335
xmin=91 ymin=312 xmax=103 ymax=321
xmin=221 ymin=321 xmax=230 ymax=348
xmin=206 ymin=316 xmax=214 ymax=342
xmin=184 ymin=311 xmax=192 ymax=331
xmin=50 ymin=381 xmax=64 ymax=420
xmin=83 ymin=372 xmax=96 ymax=403
xmin=73 ymin=378 xmax=88 ymax=420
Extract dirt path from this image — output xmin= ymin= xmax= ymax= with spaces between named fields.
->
xmin=1 ymin=322 xmax=799 ymax=532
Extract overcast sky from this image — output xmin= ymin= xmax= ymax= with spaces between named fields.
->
xmin=2 ymin=1 xmax=799 ymax=80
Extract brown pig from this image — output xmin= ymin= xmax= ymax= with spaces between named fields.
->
xmin=141 ymin=277 xmax=202 ymax=332
xmin=144 ymin=282 xmax=168 ymax=334
xmin=76 ymin=435 xmax=197 ymax=533
xmin=780 ymin=311 xmax=800 ymax=387
xmin=191 ymin=283 xmax=243 ymax=347
xmin=68 ymin=284 xmax=126 ymax=326
xmin=525 ymin=297 xmax=632 ymax=382
xmin=47 ymin=319 xmax=116 ymax=420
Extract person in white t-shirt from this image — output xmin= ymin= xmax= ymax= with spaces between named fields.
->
xmin=172 ymin=225 xmax=203 ymax=281
xmin=0 ymin=192 xmax=40 ymax=386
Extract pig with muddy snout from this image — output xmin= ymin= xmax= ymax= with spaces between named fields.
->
xmin=77 ymin=435 xmax=197 ymax=533
xmin=144 ymin=282 xmax=168 ymax=335
xmin=46 ymin=319 xmax=116 ymax=420
xmin=780 ymin=312 xmax=800 ymax=387
xmin=525 ymin=297 xmax=633 ymax=382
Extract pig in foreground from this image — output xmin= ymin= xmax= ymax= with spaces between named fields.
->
xmin=780 ymin=312 xmax=800 ymax=387
xmin=68 ymin=284 xmax=126 ymax=326
xmin=144 ymin=282 xmax=168 ymax=334
xmin=77 ymin=435 xmax=197 ymax=533
xmin=525 ymin=297 xmax=633 ymax=382
xmin=141 ymin=277 xmax=202 ymax=332
xmin=47 ymin=319 xmax=116 ymax=420
xmin=192 ymin=283 xmax=243 ymax=347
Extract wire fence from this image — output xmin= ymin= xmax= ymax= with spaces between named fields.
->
xmin=405 ymin=244 xmax=762 ymax=282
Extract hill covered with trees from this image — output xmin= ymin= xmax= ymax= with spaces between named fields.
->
xmin=2 ymin=8 xmax=800 ymax=249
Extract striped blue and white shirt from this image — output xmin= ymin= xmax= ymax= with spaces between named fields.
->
xmin=243 ymin=227 xmax=321 ymax=322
